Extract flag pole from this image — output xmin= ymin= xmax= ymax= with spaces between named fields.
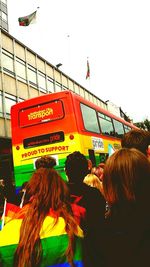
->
xmin=1 ymin=198 xmax=7 ymax=230
xmin=20 ymin=190 xmax=26 ymax=208
xmin=67 ymin=34 xmax=71 ymax=73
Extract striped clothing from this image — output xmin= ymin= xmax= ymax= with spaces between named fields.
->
xmin=0 ymin=205 xmax=84 ymax=267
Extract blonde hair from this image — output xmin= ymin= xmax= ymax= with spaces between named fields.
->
xmin=83 ymin=173 xmax=103 ymax=193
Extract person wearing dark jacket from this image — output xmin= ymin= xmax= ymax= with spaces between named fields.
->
xmin=101 ymin=148 xmax=150 ymax=267
xmin=65 ymin=151 xmax=106 ymax=267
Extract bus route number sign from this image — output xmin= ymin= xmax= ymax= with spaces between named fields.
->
xmin=23 ymin=131 xmax=64 ymax=148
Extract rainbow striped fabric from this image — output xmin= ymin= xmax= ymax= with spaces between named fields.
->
xmin=0 ymin=205 xmax=84 ymax=267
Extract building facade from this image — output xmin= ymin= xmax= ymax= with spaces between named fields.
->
xmin=0 ymin=0 xmax=8 ymax=32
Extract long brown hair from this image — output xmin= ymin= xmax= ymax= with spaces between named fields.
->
xmin=14 ymin=168 xmax=78 ymax=267
xmin=103 ymin=148 xmax=150 ymax=205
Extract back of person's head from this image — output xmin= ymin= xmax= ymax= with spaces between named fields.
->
xmin=27 ymin=168 xmax=69 ymax=210
xmin=35 ymin=155 xmax=56 ymax=169
xmin=14 ymin=167 xmax=77 ymax=267
xmin=92 ymin=163 xmax=105 ymax=181
xmin=103 ymin=148 xmax=150 ymax=205
xmin=83 ymin=173 xmax=102 ymax=190
xmin=121 ymin=129 xmax=150 ymax=156
xmin=65 ymin=151 xmax=89 ymax=183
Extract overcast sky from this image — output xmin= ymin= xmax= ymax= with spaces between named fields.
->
xmin=7 ymin=0 xmax=150 ymax=123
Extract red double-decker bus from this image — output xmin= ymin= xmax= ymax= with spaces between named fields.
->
xmin=11 ymin=90 xmax=138 ymax=189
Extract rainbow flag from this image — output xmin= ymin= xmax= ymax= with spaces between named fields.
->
xmin=0 ymin=207 xmax=84 ymax=266
xmin=4 ymin=202 xmax=21 ymax=224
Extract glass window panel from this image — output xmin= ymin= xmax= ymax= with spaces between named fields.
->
xmin=55 ymin=82 xmax=61 ymax=92
xmin=2 ymin=11 xmax=7 ymax=21
xmin=74 ymin=85 xmax=79 ymax=94
xmin=85 ymin=91 xmax=90 ymax=101
xmin=80 ymin=88 xmax=84 ymax=97
xmin=98 ymin=116 xmax=114 ymax=136
xmin=93 ymin=97 xmax=97 ymax=105
xmin=5 ymin=96 xmax=16 ymax=116
xmin=28 ymin=66 xmax=37 ymax=86
xmin=81 ymin=103 xmax=100 ymax=133
xmin=62 ymin=85 xmax=68 ymax=91
xmin=47 ymin=78 xmax=54 ymax=93
xmin=113 ymin=119 xmax=125 ymax=138
xmin=98 ymin=113 xmax=111 ymax=121
xmin=2 ymin=52 xmax=14 ymax=73
xmin=19 ymin=98 xmax=25 ymax=102
xmin=38 ymin=72 xmax=46 ymax=91
xmin=16 ymin=59 xmax=26 ymax=80
xmin=0 ymin=92 xmax=3 ymax=116
xmin=124 ymin=125 xmax=132 ymax=133
xmin=89 ymin=94 xmax=93 ymax=102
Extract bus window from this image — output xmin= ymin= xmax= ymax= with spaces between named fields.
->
xmin=98 ymin=113 xmax=114 ymax=136
xmin=80 ymin=103 xmax=100 ymax=133
xmin=124 ymin=125 xmax=132 ymax=133
xmin=113 ymin=119 xmax=124 ymax=138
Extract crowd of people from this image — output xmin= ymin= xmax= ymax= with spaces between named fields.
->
xmin=0 ymin=129 xmax=150 ymax=267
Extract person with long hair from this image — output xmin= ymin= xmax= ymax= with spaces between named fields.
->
xmin=101 ymin=148 xmax=150 ymax=267
xmin=0 ymin=161 xmax=83 ymax=266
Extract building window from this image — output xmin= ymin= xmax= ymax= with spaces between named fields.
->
xmin=28 ymin=65 xmax=37 ymax=87
xmin=80 ymin=88 xmax=84 ymax=98
xmin=18 ymin=98 xmax=25 ymax=103
xmin=5 ymin=93 xmax=16 ymax=118
xmin=62 ymin=84 xmax=68 ymax=91
xmin=55 ymin=81 xmax=61 ymax=92
xmin=89 ymin=94 xmax=93 ymax=102
xmin=1 ymin=0 xmax=7 ymax=4
xmin=85 ymin=91 xmax=90 ymax=101
xmin=2 ymin=49 xmax=14 ymax=75
xmin=74 ymin=85 xmax=79 ymax=95
xmin=47 ymin=77 xmax=54 ymax=93
xmin=1 ymin=11 xmax=7 ymax=21
xmin=38 ymin=71 xmax=46 ymax=92
xmin=93 ymin=97 xmax=97 ymax=105
xmin=0 ymin=91 xmax=3 ymax=116
xmin=16 ymin=58 xmax=26 ymax=81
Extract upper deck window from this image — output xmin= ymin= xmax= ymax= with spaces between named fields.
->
xmin=113 ymin=119 xmax=124 ymax=138
xmin=124 ymin=125 xmax=132 ymax=133
xmin=98 ymin=112 xmax=114 ymax=136
xmin=81 ymin=103 xmax=100 ymax=133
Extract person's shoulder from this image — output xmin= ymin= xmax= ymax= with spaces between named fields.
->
xmin=83 ymin=183 xmax=101 ymax=195
xmin=82 ymin=184 xmax=105 ymax=207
